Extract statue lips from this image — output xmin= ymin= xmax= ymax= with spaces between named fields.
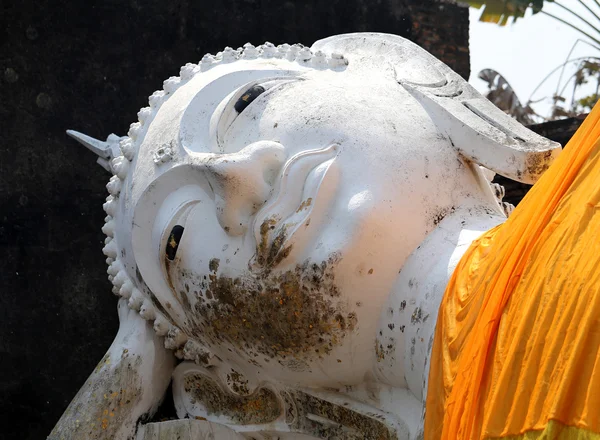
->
xmin=251 ymin=143 xmax=339 ymax=270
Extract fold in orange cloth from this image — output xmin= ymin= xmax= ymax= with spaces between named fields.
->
xmin=425 ymin=103 xmax=600 ymax=440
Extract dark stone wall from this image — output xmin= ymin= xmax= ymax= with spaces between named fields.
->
xmin=411 ymin=1 xmax=470 ymax=80
xmin=0 ymin=1 xmax=469 ymax=438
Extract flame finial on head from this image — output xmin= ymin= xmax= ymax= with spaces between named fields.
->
xmin=66 ymin=129 xmax=124 ymax=172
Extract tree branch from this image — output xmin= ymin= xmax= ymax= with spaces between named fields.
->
xmin=540 ymin=10 xmax=600 ymax=46
xmin=577 ymin=0 xmax=600 ymax=24
xmin=526 ymin=55 xmax=600 ymax=103
xmin=553 ymin=2 xmax=600 ymax=38
xmin=555 ymin=38 xmax=600 ymax=98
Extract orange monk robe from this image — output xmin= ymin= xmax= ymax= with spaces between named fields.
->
xmin=425 ymin=102 xmax=600 ymax=440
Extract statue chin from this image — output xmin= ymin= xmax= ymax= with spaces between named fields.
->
xmin=53 ymin=32 xmax=560 ymax=440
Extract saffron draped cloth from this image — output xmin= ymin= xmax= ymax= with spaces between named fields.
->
xmin=425 ymin=103 xmax=600 ymax=440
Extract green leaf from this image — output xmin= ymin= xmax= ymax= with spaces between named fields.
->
xmin=466 ymin=0 xmax=549 ymax=25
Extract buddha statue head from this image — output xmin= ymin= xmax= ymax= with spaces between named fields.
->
xmin=65 ymin=33 xmax=559 ymax=439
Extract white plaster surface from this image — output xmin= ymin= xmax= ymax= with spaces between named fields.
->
xmin=57 ymin=33 xmax=561 ymax=440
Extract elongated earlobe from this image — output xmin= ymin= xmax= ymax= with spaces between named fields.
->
xmin=400 ymin=80 xmax=561 ymax=184
xmin=312 ymin=32 xmax=561 ymax=184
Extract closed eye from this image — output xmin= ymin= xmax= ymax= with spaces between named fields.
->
xmin=216 ymin=77 xmax=300 ymax=148
xmin=234 ymin=84 xmax=266 ymax=113
xmin=166 ymin=225 xmax=184 ymax=261
xmin=160 ymin=200 xmax=199 ymax=265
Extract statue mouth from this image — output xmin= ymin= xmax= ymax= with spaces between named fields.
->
xmin=251 ymin=144 xmax=339 ymax=270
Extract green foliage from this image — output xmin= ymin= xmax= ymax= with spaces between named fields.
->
xmin=578 ymin=93 xmax=600 ymax=110
xmin=478 ymin=69 xmax=536 ymax=123
xmin=467 ymin=1 xmax=548 ymax=25
xmin=574 ymin=61 xmax=600 ymax=112
xmin=575 ymin=60 xmax=600 ymax=86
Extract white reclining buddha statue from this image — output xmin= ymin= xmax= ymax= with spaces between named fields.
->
xmin=50 ymin=33 xmax=575 ymax=440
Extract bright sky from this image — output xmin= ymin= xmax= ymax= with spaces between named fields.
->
xmin=468 ymin=2 xmax=599 ymax=119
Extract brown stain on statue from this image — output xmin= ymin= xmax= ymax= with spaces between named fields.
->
xmin=48 ymin=352 xmax=143 ymax=440
xmin=183 ymin=374 xmax=281 ymax=425
xmin=525 ymin=149 xmax=555 ymax=179
xmin=296 ymin=197 xmax=313 ymax=212
xmin=256 ymin=216 xmax=278 ymax=266
xmin=292 ymin=390 xmax=398 ymax=440
xmin=172 ymin=251 xmax=357 ymax=362
xmin=256 ymin=216 xmax=293 ymax=268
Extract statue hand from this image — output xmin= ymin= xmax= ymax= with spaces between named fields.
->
xmin=48 ymin=299 xmax=176 ymax=440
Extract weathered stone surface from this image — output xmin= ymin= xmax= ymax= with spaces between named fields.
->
xmin=494 ymin=115 xmax=586 ymax=206
xmin=138 ymin=419 xmax=245 ymax=440
xmin=54 ymin=27 xmax=558 ymax=437
xmin=0 ymin=1 xmax=468 ymax=439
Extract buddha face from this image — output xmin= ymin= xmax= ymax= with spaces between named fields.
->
xmin=116 ymin=44 xmax=501 ymax=390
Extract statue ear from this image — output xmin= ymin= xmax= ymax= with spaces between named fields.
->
xmin=312 ymin=32 xmax=561 ymax=184
xmin=399 ymin=80 xmax=561 ymax=184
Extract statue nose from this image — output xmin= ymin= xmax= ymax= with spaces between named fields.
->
xmin=196 ymin=141 xmax=286 ymax=236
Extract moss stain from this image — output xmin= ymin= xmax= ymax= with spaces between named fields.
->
xmin=174 ymin=253 xmax=356 ymax=362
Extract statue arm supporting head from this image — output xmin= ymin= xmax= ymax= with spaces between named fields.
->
xmin=48 ymin=299 xmax=176 ymax=440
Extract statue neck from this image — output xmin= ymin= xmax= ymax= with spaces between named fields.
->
xmin=343 ymin=204 xmax=506 ymax=438
xmin=381 ymin=204 xmax=505 ymax=396
xmin=407 ymin=204 xmax=505 ymax=389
